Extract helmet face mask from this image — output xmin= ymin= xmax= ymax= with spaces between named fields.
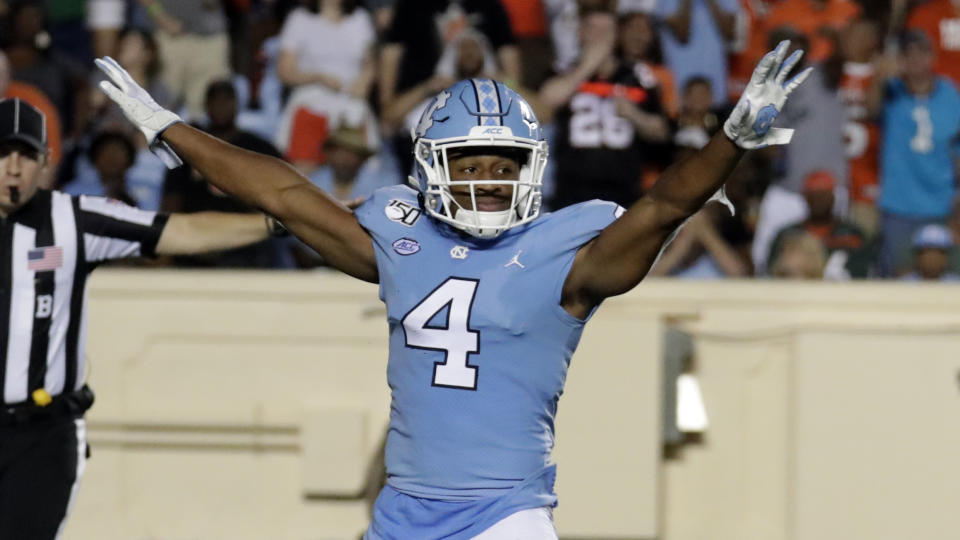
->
xmin=410 ymin=80 xmax=548 ymax=239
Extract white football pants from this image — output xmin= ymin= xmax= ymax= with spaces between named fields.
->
xmin=471 ymin=507 xmax=558 ymax=539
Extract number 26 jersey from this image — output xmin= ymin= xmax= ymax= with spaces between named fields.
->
xmin=354 ymin=185 xmax=622 ymax=501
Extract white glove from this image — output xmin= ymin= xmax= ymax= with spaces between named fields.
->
xmin=95 ymin=56 xmax=184 ymax=169
xmin=723 ymin=40 xmax=813 ymax=149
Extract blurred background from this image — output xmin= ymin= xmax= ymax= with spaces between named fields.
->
xmin=2 ymin=0 xmax=958 ymax=538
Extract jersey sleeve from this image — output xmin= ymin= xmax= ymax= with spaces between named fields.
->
xmin=74 ymin=195 xmax=170 ymax=262
xmin=538 ymin=200 xmax=625 ymax=322
xmin=354 ymin=183 xmax=419 ymax=226
xmin=546 ymin=199 xmax=625 ymax=253
xmin=353 ymin=184 xmax=423 ymax=301
xmin=354 ymin=184 xmax=423 ymax=252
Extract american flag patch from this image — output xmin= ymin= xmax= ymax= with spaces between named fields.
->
xmin=27 ymin=246 xmax=63 ymax=272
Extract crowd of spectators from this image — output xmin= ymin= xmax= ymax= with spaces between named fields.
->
xmin=3 ymin=0 xmax=960 ymax=280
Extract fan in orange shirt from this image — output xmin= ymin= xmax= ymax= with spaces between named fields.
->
xmin=617 ymin=10 xmax=678 ymax=118
xmin=728 ymin=0 xmax=774 ymax=100
xmin=616 ymin=10 xmax=679 ymax=191
xmin=764 ymin=0 xmax=860 ymax=62
xmin=907 ymin=0 xmax=960 ymax=88
xmin=837 ymin=18 xmax=881 ymax=237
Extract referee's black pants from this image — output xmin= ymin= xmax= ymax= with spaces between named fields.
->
xmin=0 ymin=414 xmax=87 ymax=539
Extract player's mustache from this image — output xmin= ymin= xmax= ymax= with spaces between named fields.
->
xmin=452 ymin=188 xmax=510 ymax=200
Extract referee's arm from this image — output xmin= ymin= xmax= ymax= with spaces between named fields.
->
xmin=155 ymin=212 xmax=270 ymax=256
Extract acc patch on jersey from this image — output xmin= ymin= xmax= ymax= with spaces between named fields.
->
xmin=385 ymin=199 xmax=422 ymax=227
xmin=392 ymin=237 xmax=421 ymax=256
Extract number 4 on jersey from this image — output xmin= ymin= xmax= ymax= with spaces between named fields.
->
xmin=402 ymin=278 xmax=480 ymax=390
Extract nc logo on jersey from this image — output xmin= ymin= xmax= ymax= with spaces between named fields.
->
xmin=416 ymin=90 xmax=452 ymax=138
xmin=392 ymin=237 xmax=421 ymax=256
xmin=450 ymin=245 xmax=470 ymax=260
xmin=752 ymin=104 xmax=779 ymax=136
xmin=385 ymin=199 xmax=422 ymax=226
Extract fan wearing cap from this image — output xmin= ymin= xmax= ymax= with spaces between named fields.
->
xmin=307 ymin=123 xmax=395 ymax=203
xmin=901 ymin=224 xmax=960 ymax=281
xmin=767 ymin=170 xmax=870 ymax=278
xmin=293 ymin=124 xmax=395 ymax=268
xmin=0 ymin=97 xmax=282 ymax=540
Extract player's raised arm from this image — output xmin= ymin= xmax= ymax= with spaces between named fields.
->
xmin=93 ymin=57 xmax=377 ymax=282
xmin=562 ymin=41 xmax=812 ymax=317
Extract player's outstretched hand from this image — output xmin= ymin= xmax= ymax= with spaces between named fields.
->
xmin=95 ymin=56 xmax=184 ymax=168
xmin=723 ymin=40 xmax=813 ymax=149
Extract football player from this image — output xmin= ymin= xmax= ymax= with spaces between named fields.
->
xmin=96 ymin=41 xmax=810 ymax=539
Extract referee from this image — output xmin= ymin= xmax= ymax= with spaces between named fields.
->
xmin=0 ymin=98 xmax=282 ymax=539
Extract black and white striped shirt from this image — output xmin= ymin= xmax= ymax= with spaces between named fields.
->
xmin=0 ymin=190 xmax=168 ymax=406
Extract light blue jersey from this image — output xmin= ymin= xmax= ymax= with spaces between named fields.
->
xmin=355 ymin=184 xmax=621 ymax=538
xmin=879 ymin=77 xmax=960 ymax=219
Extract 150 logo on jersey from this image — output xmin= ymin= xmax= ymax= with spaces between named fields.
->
xmin=385 ymin=199 xmax=422 ymax=226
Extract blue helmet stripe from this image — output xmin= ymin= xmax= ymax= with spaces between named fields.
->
xmin=469 ymin=79 xmax=482 ymax=126
xmin=492 ymin=82 xmax=503 ymax=126
xmin=471 ymin=78 xmax=502 ymax=126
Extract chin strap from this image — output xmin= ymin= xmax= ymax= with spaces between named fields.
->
xmin=453 ymin=207 xmax=514 ymax=239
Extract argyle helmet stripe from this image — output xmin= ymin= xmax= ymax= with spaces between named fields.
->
xmin=471 ymin=79 xmax=502 ymax=126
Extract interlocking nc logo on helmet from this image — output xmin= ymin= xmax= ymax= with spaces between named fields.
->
xmin=416 ymin=90 xmax=452 ymax=139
